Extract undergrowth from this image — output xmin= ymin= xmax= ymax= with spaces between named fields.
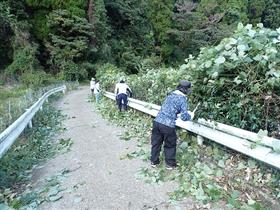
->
xmin=0 ymin=82 xmax=78 ymax=133
xmin=94 ymin=97 xmax=280 ymax=210
xmin=0 ymin=102 xmax=68 ymax=208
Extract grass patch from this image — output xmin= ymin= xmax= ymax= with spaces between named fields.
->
xmin=0 ymin=102 xmax=68 ymax=208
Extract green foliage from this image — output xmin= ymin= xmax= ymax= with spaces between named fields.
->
xmin=0 ymin=85 xmax=65 ymax=132
xmin=59 ymin=60 xmax=88 ymax=81
xmin=5 ymin=45 xmax=42 ymax=75
xmin=247 ymin=0 xmax=266 ymax=24
xmin=180 ymin=23 xmax=280 ymax=137
xmin=94 ymin=96 xmax=280 ymax=209
xmin=46 ymin=9 xmax=93 ymax=80
xmin=147 ymin=0 xmax=173 ymax=43
xmin=4 ymin=0 xmax=27 ymax=20
xmin=137 ymin=56 xmax=163 ymax=70
xmin=97 ymin=63 xmax=184 ymax=104
xmin=105 ymin=0 xmax=154 ymax=73
xmin=3 ymin=41 xmax=55 ymax=86
xmin=5 ymin=0 xmax=280 ymax=80
xmin=95 ymin=63 xmax=126 ymax=91
xmin=0 ymin=104 xmax=63 ymax=188
xmin=263 ymin=0 xmax=280 ymax=29
xmin=170 ymin=0 xmax=235 ymax=62
xmin=95 ymin=24 xmax=280 ymax=139
xmin=3 ymin=0 xmax=280 ymax=83
xmin=0 ymin=106 xmax=72 ymax=209
xmin=0 ymin=2 xmax=14 ymax=70
xmin=26 ymin=0 xmax=86 ymax=41
xmin=118 ymin=52 xmax=142 ymax=74
xmin=147 ymin=0 xmax=173 ymax=59
xmin=92 ymin=0 xmax=110 ymax=48
xmin=86 ymin=0 xmax=112 ymax=64
xmin=0 ymin=1 xmax=49 ymax=86
xmin=32 ymin=10 xmax=50 ymax=40
xmin=20 ymin=70 xmax=56 ymax=87
xmin=219 ymin=0 xmax=249 ymax=24
xmin=26 ymin=0 xmax=86 ymax=16
xmin=80 ymin=62 xmax=96 ymax=77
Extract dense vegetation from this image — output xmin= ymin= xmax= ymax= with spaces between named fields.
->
xmin=94 ymin=97 xmax=280 ymax=209
xmin=96 ymin=24 xmax=280 ymax=137
xmin=0 ymin=102 xmax=66 ymax=209
xmin=0 ymin=1 xmax=279 ymax=208
xmin=1 ymin=0 xmax=280 ymax=83
xmin=1 ymin=0 xmax=278 ymax=146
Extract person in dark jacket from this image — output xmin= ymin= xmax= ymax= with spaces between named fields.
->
xmin=150 ymin=80 xmax=194 ymax=170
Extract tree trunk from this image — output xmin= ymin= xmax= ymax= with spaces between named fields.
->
xmin=87 ymin=0 xmax=95 ymax=45
xmin=87 ymin=0 xmax=94 ymax=24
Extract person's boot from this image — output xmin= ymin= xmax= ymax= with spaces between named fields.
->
xmin=165 ymin=163 xmax=177 ymax=170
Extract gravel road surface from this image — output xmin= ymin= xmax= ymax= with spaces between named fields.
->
xmin=33 ymin=87 xmax=193 ymax=210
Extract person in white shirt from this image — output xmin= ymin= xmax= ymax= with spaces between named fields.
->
xmin=90 ymin=78 xmax=95 ymax=96
xmin=94 ymin=80 xmax=100 ymax=103
xmin=114 ymin=80 xmax=132 ymax=111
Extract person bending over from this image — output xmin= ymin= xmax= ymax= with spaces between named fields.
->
xmin=115 ymin=80 xmax=132 ymax=111
xmin=150 ymin=80 xmax=194 ymax=170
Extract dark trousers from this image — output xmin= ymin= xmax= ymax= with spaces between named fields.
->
xmin=117 ymin=93 xmax=128 ymax=111
xmin=150 ymin=121 xmax=177 ymax=166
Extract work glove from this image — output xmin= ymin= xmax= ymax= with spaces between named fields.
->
xmin=188 ymin=111 xmax=195 ymax=120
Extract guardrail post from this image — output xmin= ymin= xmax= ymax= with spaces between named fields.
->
xmin=28 ymin=120 xmax=33 ymax=128
xmin=8 ymin=100 xmax=12 ymax=121
xmin=197 ymin=135 xmax=204 ymax=145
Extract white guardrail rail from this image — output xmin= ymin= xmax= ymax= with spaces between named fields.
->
xmin=105 ymin=91 xmax=280 ymax=170
xmin=0 ymin=85 xmax=66 ymax=159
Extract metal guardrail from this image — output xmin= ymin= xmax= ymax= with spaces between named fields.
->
xmin=105 ymin=91 xmax=280 ymax=170
xmin=0 ymin=85 xmax=66 ymax=159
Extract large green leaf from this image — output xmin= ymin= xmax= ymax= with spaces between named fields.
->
xmin=215 ymin=56 xmax=226 ymax=64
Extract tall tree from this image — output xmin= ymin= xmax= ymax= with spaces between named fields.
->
xmin=247 ymin=0 xmax=266 ymax=24
xmin=87 ymin=0 xmax=94 ymax=24
xmin=263 ymin=0 xmax=280 ymax=29
xmin=89 ymin=0 xmax=112 ymax=64
xmin=169 ymin=0 xmax=232 ymax=62
xmin=0 ymin=2 xmax=14 ymax=70
xmin=105 ymin=0 xmax=153 ymax=73
xmin=147 ymin=0 xmax=174 ymax=60
xmin=46 ymin=9 xmax=93 ymax=80
xmin=218 ymin=0 xmax=248 ymax=24
xmin=26 ymin=0 xmax=87 ymax=41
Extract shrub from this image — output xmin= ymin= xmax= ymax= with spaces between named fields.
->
xmin=20 ymin=71 xmax=55 ymax=87
xmin=180 ymin=23 xmax=280 ymax=137
xmin=98 ymin=23 xmax=280 ymax=137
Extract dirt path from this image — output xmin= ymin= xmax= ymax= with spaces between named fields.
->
xmin=33 ymin=87 xmax=193 ymax=210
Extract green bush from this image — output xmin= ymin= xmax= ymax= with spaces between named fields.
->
xmin=96 ymin=63 xmax=187 ymax=105
xmin=5 ymin=45 xmax=41 ymax=75
xmin=32 ymin=9 xmax=50 ymax=40
xmin=20 ymin=71 xmax=56 ymax=87
xmin=98 ymin=23 xmax=280 ymax=137
xmin=95 ymin=63 xmax=126 ymax=92
xmin=59 ymin=61 xmax=88 ymax=81
xmin=180 ymin=23 xmax=280 ymax=137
